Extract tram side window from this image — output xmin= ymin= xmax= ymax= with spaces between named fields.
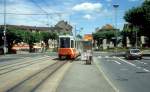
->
xmin=71 ymin=40 xmax=74 ymax=48
xmin=60 ymin=38 xmax=70 ymax=48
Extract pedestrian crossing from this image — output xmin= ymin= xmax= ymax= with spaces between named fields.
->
xmin=98 ymin=56 xmax=124 ymax=59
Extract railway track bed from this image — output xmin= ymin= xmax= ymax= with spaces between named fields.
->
xmin=6 ymin=61 xmax=67 ymax=92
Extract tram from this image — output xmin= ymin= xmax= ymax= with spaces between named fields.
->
xmin=58 ymin=35 xmax=80 ymax=59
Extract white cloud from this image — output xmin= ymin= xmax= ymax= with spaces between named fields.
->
xmin=0 ymin=0 xmax=65 ymax=27
xmin=72 ymin=2 xmax=103 ymax=12
xmin=83 ymin=14 xmax=92 ymax=20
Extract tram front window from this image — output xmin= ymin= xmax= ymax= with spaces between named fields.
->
xmin=60 ymin=38 xmax=70 ymax=48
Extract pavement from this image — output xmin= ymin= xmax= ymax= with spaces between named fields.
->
xmin=56 ymin=60 xmax=115 ymax=92
xmin=94 ymin=52 xmax=150 ymax=92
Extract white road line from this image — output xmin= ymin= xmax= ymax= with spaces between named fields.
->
xmin=117 ymin=57 xmax=136 ymax=67
xmin=112 ymin=56 xmax=116 ymax=58
xmin=98 ymin=56 xmax=102 ymax=58
xmin=117 ymin=57 xmax=150 ymax=72
xmin=105 ymin=56 xmax=109 ymax=58
xmin=135 ymin=60 xmax=143 ymax=64
xmin=135 ymin=60 xmax=147 ymax=65
xmin=136 ymin=67 xmax=142 ymax=69
xmin=143 ymin=68 xmax=150 ymax=72
xmin=112 ymin=60 xmax=121 ymax=65
xmin=94 ymin=58 xmax=119 ymax=92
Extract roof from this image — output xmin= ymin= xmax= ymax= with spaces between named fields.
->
xmin=83 ymin=34 xmax=93 ymax=41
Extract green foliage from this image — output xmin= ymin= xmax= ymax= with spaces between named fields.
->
xmin=124 ymin=0 xmax=150 ymax=37
xmin=76 ymin=34 xmax=82 ymax=39
xmin=123 ymin=0 xmax=150 ymax=47
xmin=93 ymin=30 xmax=118 ymax=48
xmin=0 ymin=26 xmax=59 ymax=53
xmin=93 ymin=30 xmax=117 ymax=40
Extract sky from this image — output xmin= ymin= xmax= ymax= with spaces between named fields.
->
xmin=0 ymin=0 xmax=144 ymax=35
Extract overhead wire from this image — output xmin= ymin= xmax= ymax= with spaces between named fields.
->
xmin=30 ymin=0 xmax=48 ymax=14
xmin=0 ymin=0 xmax=67 ymax=26
xmin=0 ymin=12 xmax=48 ymax=15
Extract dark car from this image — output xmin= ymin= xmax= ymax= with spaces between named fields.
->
xmin=125 ymin=49 xmax=143 ymax=60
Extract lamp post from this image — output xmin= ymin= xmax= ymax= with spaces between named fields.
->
xmin=3 ymin=0 xmax=7 ymax=54
xmin=113 ymin=4 xmax=119 ymax=54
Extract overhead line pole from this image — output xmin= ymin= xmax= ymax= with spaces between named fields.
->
xmin=113 ymin=4 xmax=119 ymax=55
xmin=3 ymin=0 xmax=7 ymax=54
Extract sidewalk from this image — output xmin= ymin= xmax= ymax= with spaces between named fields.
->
xmin=56 ymin=61 xmax=115 ymax=92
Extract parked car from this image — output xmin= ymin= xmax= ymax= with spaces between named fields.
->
xmin=125 ymin=49 xmax=143 ymax=60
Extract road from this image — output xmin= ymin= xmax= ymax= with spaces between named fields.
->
xmin=1 ymin=52 xmax=150 ymax=92
xmin=94 ymin=52 xmax=150 ymax=92
xmin=0 ymin=53 xmax=69 ymax=92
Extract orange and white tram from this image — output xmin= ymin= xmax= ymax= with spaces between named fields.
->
xmin=58 ymin=35 xmax=80 ymax=59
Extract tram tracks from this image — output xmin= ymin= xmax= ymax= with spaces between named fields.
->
xmin=0 ymin=57 xmax=31 ymax=67
xmin=6 ymin=60 xmax=68 ymax=92
xmin=0 ymin=56 xmax=51 ymax=76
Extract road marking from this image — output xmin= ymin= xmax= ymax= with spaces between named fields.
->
xmin=135 ymin=60 xmax=147 ymax=65
xmin=143 ymin=68 xmax=150 ymax=72
xmin=98 ymin=56 xmax=102 ymax=58
xmin=94 ymin=58 xmax=120 ymax=92
xmin=112 ymin=60 xmax=121 ymax=65
xmin=136 ymin=67 xmax=142 ymax=69
xmin=105 ymin=56 xmax=109 ymax=58
xmin=112 ymin=56 xmax=116 ymax=58
xmin=117 ymin=57 xmax=136 ymax=67
xmin=98 ymin=56 xmax=111 ymax=59
xmin=117 ymin=57 xmax=150 ymax=72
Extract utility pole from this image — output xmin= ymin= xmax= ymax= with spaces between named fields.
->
xmin=135 ymin=30 xmax=137 ymax=49
xmin=113 ymin=4 xmax=119 ymax=54
xmin=74 ymin=25 xmax=77 ymax=48
xmin=3 ymin=0 xmax=7 ymax=54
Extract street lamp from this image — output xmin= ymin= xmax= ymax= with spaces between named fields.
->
xmin=113 ymin=4 xmax=119 ymax=54
xmin=3 ymin=0 xmax=7 ymax=54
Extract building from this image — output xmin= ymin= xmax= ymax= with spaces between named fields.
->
xmin=0 ymin=20 xmax=73 ymax=53
xmin=94 ymin=24 xmax=121 ymax=49
xmin=122 ymin=23 xmax=149 ymax=48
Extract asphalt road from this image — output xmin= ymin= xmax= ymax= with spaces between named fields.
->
xmin=94 ymin=52 xmax=150 ymax=92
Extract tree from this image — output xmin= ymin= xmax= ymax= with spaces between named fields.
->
xmin=93 ymin=30 xmax=118 ymax=48
xmin=40 ymin=32 xmax=58 ymax=50
xmin=122 ymin=24 xmax=140 ymax=47
xmin=124 ymin=0 xmax=150 ymax=46
xmin=76 ymin=34 xmax=82 ymax=39
xmin=6 ymin=28 xmax=23 ymax=53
